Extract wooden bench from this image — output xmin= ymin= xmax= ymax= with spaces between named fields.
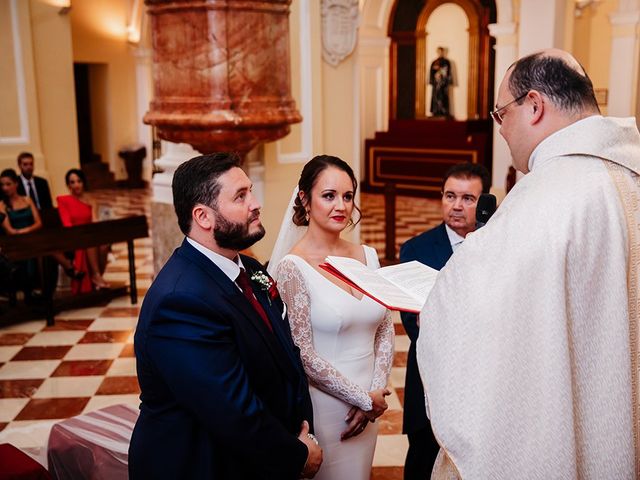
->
xmin=0 ymin=215 xmax=149 ymax=326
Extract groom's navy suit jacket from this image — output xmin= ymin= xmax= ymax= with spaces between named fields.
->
xmin=129 ymin=239 xmax=313 ymax=480
xmin=399 ymin=222 xmax=453 ymax=434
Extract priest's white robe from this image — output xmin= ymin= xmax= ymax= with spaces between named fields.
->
xmin=417 ymin=116 xmax=640 ymax=479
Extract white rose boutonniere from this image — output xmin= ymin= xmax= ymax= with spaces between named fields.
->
xmin=250 ymin=271 xmax=279 ymax=305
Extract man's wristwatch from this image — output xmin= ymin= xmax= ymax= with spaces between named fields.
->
xmin=306 ymin=433 xmax=319 ymax=445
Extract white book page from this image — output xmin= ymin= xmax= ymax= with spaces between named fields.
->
xmin=377 ymin=261 xmax=439 ymax=301
xmin=325 ymin=256 xmax=423 ymax=312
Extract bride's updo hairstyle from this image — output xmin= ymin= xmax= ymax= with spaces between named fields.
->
xmin=292 ymin=154 xmax=362 ymax=227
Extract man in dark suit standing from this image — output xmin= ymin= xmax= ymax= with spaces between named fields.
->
xmin=129 ymin=153 xmax=322 ymax=479
xmin=400 ymin=162 xmax=489 ymax=479
xmin=16 ymin=152 xmax=53 ymax=210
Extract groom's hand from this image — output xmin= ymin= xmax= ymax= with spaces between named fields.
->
xmin=298 ymin=420 xmax=322 ymax=478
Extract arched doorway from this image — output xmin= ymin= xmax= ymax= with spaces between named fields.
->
xmin=421 ymin=4 xmax=470 ymax=119
xmin=363 ymin=0 xmax=497 ymax=199
xmin=390 ymin=0 xmax=496 ymax=120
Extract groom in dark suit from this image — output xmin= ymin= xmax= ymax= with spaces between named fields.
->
xmin=400 ymin=162 xmax=489 ymax=479
xmin=129 ymin=153 xmax=322 ymax=479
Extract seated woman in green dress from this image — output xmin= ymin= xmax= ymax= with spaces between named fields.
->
xmin=0 ymin=168 xmax=42 ymax=235
xmin=0 ymin=168 xmax=42 ymax=301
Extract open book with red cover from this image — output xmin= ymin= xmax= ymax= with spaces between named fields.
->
xmin=319 ymin=256 xmax=439 ymax=313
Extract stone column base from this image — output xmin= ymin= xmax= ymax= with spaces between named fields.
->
xmin=151 ymin=201 xmax=183 ymax=274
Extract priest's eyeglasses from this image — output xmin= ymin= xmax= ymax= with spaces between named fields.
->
xmin=490 ymin=92 xmax=528 ymax=125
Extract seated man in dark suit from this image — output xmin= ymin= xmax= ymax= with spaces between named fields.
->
xmin=16 ymin=152 xmax=53 ymax=210
xmin=129 ymin=153 xmax=322 ymax=480
xmin=399 ymin=162 xmax=489 ymax=479
xmin=16 ymin=152 xmax=81 ymax=288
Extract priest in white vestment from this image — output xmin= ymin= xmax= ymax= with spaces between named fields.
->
xmin=417 ymin=49 xmax=640 ymax=479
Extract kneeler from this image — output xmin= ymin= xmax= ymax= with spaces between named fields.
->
xmin=0 ymin=443 xmax=51 ymax=480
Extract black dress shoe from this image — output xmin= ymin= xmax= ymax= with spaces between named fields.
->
xmin=65 ymin=267 xmax=86 ymax=281
xmin=24 ymin=291 xmax=44 ymax=306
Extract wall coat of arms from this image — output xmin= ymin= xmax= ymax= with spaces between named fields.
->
xmin=321 ymin=0 xmax=360 ymax=66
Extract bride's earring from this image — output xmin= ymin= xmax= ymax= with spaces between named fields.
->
xmin=305 ymin=210 xmax=310 ymax=222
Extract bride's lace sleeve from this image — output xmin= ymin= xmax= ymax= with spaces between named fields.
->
xmin=275 ymin=258 xmax=373 ymax=411
xmin=370 ymin=309 xmax=395 ymax=390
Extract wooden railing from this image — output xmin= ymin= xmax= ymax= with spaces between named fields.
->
xmin=0 ymin=215 xmax=149 ymax=325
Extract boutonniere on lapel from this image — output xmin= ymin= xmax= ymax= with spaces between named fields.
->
xmin=250 ymin=271 xmax=279 ymax=305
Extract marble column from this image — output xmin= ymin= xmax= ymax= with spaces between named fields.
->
xmin=143 ymin=0 xmax=301 ymax=154
xmin=488 ymin=22 xmax=518 ymax=198
xmin=143 ymin=0 xmax=301 ymax=271
xmin=608 ymin=9 xmax=640 ymax=116
xmin=151 ymin=141 xmax=200 ymax=273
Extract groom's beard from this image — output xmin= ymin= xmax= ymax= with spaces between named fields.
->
xmin=213 ymin=210 xmax=266 ymax=251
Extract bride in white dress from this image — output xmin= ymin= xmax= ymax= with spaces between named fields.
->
xmin=269 ymin=155 xmax=394 ymax=480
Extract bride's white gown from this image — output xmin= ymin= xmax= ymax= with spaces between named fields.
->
xmin=275 ymin=245 xmax=394 ymax=480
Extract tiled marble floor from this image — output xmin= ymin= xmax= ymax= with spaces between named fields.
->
xmin=0 ymin=188 xmax=442 ymax=479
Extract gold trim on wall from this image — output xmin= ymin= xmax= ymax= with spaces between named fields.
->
xmin=415 ymin=32 xmax=427 ymax=116
xmin=390 ymin=41 xmax=398 ymax=120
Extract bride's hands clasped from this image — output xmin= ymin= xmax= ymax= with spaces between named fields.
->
xmin=341 ymin=407 xmax=369 ymax=440
xmin=365 ymin=388 xmax=391 ymax=421
xmin=340 ymin=388 xmax=391 ymax=440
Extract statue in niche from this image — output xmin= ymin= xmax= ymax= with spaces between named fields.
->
xmin=429 ymin=46 xmax=453 ymax=117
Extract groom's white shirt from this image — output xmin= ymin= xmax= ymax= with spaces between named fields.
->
xmin=186 ymin=237 xmax=286 ymax=319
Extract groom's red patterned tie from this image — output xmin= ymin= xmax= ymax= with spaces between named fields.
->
xmin=236 ymin=269 xmax=273 ymax=333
